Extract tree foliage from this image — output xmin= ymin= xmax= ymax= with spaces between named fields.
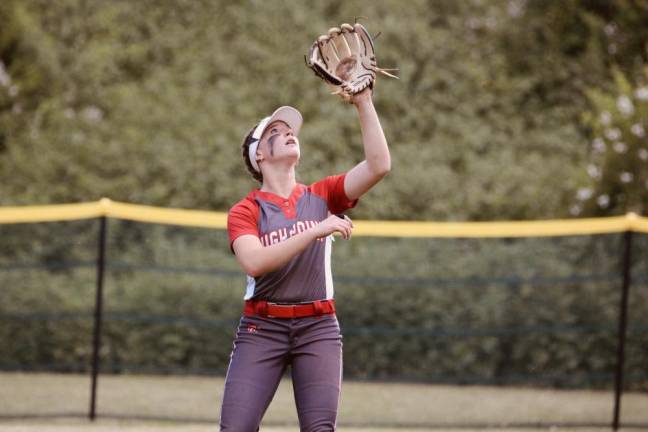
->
xmin=0 ymin=0 xmax=646 ymax=220
xmin=579 ymin=66 xmax=648 ymax=215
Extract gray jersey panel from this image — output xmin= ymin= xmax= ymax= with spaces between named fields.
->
xmin=253 ymin=190 xmax=331 ymax=302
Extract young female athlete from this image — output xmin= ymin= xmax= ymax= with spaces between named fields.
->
xmin=221 ymin=87 xmax=390 ymax=431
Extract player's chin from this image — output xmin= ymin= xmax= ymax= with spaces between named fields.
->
xmin=278 ymin=152 xmax=300 ymax=166
xmin=286 ymin=146 xmax=300 ymax=158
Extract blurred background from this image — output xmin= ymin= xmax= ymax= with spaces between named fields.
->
xmin=1 ymin=0 xmax=646 ymax=217
xmin=1 ymin=0 xmax=647 ymax=431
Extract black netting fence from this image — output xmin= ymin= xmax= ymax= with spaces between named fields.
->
xmin=0 ymin=215 xmax=646 ymax=428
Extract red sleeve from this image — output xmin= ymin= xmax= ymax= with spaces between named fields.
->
xmin=310 ymin=173 xmax=359 ymax=214
xmin=227 ymin=198 xmax=259 ymax=253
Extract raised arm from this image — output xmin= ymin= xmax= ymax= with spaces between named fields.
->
xmin=343 ymin=87 xmax=391 ymax=201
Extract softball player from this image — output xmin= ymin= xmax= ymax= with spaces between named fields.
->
xmin=221 ymin=87 xmax=390 ymax=431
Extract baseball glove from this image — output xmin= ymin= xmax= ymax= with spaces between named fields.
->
xmin=306 ymin=23 xmax=397 ymax=102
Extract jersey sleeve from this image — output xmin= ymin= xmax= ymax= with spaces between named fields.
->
xmin=227 ymin=199 xmax=259 ymax=253
xmin=310 ymin=173 xmax=359 ymax=214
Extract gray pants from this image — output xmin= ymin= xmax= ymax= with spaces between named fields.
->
xmin=220 ymin=314 xmax=343 ymax=432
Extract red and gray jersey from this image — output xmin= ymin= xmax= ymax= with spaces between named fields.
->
xmin=227 ymin=174 xmax=358 ymax=303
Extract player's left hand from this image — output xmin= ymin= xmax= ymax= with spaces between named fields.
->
xmin=305 ymin=23 xmax=397 ymax=104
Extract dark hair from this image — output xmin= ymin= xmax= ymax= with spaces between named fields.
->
xmin=241 ymin=124 xmax=263 ymax=183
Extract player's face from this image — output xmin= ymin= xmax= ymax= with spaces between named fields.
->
xmin=259 ymin=120 xmax=300 ymax=164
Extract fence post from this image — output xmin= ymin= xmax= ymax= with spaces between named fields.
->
xmin=89 ymin=216 xmax=107 ymax=421
xmin=612 ymin=230 xmax=633 ymax=431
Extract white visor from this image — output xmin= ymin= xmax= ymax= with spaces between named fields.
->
xmin=248 ymin=106 xmax=303 ymax=172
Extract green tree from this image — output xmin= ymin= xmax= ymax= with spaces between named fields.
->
xmin=577 ymin=66 xmax=648 ymax=215
xmin=1 ymin=0 xmax=647 ymax=220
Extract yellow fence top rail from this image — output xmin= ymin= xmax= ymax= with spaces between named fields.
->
xmin=0 ymin=198 xmax=646 ymax=237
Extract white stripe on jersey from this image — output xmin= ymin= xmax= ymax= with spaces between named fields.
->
xmin=324 ymin=235 xmax=334 ymax=299
xmin=244 ymin=275 xmax=256 ymax=300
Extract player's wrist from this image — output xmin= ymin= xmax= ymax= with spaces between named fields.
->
xmin=354 ymin=98 xmax=376 ymax=117
xmin=353 ymin=99 xmax=372 ymax=109
xmin=352 ymin=88 xmax=373 ymax=106
xmin=306 ymin=224 xmax=324 ymax=241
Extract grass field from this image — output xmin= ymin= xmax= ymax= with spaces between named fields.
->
xmin=1 ymin=372 xmax=647 ymax=431
xmin=0 ymin=422 xmax=614 ymax=432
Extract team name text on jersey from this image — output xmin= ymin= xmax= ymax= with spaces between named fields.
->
xmin=260 ymin=220 xmax=324 ymax=247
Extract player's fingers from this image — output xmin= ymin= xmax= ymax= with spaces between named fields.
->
xmin=332 ymin=216 xmax=353 ymax=239
xmin=340 ymin=221 xmax=351 ymax=240
xmin=344 ymin=218 xmax=353 ymax=233
xmin=344 ymin=215 xmax=354 ymax=227
xmin=340 ymin=221 xmax=349 ymax=240
xmin=343 ymin=223 xmax=352 ymax=239
xmin=331 ymin=221 xmax=345 ymax=239
xmin=339 ymin=216 xmax=352 ymax=229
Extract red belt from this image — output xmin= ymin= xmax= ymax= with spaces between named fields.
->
xmin=244 ymin=299 xmax=336 ymax=318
